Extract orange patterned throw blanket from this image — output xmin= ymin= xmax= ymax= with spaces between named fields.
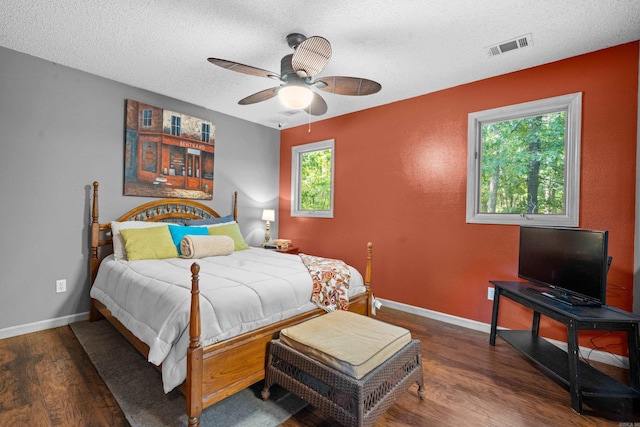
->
xmin=300 ymin=254 xmax=351 ymax=312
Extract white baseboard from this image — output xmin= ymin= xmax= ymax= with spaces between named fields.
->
xmin=377 ymin=298 xmax=630 ymax=369
xmin=0 ymin=312 xmax=90 ymax=340
xmin=3 ymin=302 xmax=629 ymax=369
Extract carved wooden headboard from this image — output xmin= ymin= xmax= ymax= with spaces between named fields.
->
xmin=89 ymin=181 xmax=238 ymax=282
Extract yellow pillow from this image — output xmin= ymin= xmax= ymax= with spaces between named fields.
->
xmin=119 ymin=225 xmax=179 ymax=261
xmin=207 ymin=222 xmax=249 ymax=251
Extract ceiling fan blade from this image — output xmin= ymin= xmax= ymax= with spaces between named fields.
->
xmin=315 ymin=76 xmax=381 ymax=96
xmin=208 ymin=58 xmax=279 ymax=79
xmin=304 ymin=92 xmax=328 ymax=116
xmin=291 ymin=36 xmax=332 ymax=78
xmin=238 ymin=87 xmax=279 ymax=105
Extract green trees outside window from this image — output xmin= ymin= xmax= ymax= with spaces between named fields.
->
xmin=467 ymin=93 xmax=582 ymax=226
xmin=300 ymin=148 xmax=332 ymax=211
xmin=481 ymin=112 xmax=566 ymax=215
xmin=291 ymin=139 xmax=335 ymax=218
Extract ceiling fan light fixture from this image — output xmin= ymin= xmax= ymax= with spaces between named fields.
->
xmin=208 ymin=32 xmax=377 ymax=118
xmin=278 ymin=85 xmax=313 ymax=109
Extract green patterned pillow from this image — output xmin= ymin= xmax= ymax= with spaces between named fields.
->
xmin=120 ymin=225 xmax=179 ymax=260
xmin=207 ymin=222 xmax=249 ymax=251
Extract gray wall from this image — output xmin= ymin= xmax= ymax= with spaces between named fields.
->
xmin=0 ymin=46 xmax=280 ymax=332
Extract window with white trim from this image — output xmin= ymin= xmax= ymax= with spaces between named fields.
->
xmin=142 ymin=109 xmax=152 ymax=127
xmin=201 ymin=123 xmax=210 ymax=142
xmin=171 ymin=115 xmax=181 ymax=136
xmin=291 ymin=139 xmax=335 ymax=218
xmin=466 ymin=92 xmax=582 ymax=226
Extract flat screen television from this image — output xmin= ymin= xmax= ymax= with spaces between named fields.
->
xmin=518 ymin=226 xmax=609 ymax=306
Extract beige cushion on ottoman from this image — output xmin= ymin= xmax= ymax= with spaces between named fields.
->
xmin=279 ymin=311 xmax=412 ymax=379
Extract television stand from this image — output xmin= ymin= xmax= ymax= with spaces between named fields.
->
xmin=490 ymin=281 xmax=640 ymax=413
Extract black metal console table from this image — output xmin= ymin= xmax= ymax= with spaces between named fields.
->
xmin=489 ymin=280 xmax=640 ymax=413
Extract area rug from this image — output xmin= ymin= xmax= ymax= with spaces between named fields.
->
xmin=70 ymin=319 xmax=307 ymax=427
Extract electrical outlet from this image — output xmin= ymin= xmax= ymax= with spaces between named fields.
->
xmin=487 ymin=287 xmax=495 ymax=301
xmin=56 ymin=279 xmax=67 ymax=293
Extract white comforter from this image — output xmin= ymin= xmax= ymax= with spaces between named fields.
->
xmin=90 ymin=248 xmax=365 ymax=392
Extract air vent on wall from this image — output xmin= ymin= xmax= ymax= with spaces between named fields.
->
xmin=487 ymin=33 xmax=533 ymax=57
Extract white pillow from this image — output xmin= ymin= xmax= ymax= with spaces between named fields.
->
xmin=111 ymin=221 xmax=171 ymax=260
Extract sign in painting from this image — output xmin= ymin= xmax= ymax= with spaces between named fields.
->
xmin=124 ymin=99 xmax=215 ymax=200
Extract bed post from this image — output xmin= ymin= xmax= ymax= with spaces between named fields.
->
xmin=186 ymin=262 xmax=203 ymax=427
xmin=90 ymin=181 xmax=100 ymax=281
xmin=89 ymin=181 xmax=102 ymax=321
xmin=365 ymin=242 xmax=373 ymax=317
xmin=233 ymin=191 xmax=238 ymax=222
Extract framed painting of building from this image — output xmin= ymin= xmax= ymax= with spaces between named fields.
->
xmin=124 ymin=99 xmax=215 ymax=200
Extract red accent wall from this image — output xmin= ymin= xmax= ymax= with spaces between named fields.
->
xmin=280 ymin=42 xmax=639 ymax=352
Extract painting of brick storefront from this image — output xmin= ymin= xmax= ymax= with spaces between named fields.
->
xmin=124 ymin=99 xmax=215 ymax=200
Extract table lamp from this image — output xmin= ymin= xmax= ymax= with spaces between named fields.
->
xmin=261 ymin=209 xmax=275 ymax=246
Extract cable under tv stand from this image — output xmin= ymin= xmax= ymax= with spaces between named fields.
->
xmin=489 ymin=280 xmax=640 ymax=414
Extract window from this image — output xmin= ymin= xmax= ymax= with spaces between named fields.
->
xmin=201 ymin=123 xmax=211 ymax=142
xmin=142 ymin=109 xmax=152 ymax=127
xmin=171 ymin=115 xmax=181 ymax=136
xmin=169 ymin=146 xmax=185 ymax=176
xmin=466 ymin=92 xmax=582 ymax=226
xmin=291 ymin=139 xmax=335 ymax=218
xmin=141 ymin=141 xmax=157 ymax=173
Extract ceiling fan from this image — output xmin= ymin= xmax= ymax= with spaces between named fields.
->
xmin=207 ymin=33 xmax=381 ymax=116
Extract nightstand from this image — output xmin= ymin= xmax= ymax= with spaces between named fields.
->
xmin=276 ymin=246 xmax=299 ymax=255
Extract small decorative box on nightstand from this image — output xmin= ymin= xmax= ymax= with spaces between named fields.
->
xmin=272 ymin=239 xmax=296 ymax=254
xmin=273 ymin=239 xmax=292 ymax=249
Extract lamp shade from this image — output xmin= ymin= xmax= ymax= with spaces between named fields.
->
xmin=278 ymin=85 xmax=313 ymax=109
xmin=261 ymin=209 xmax=275 ymax=222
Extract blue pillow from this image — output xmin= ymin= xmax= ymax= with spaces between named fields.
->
xmin=185 ymin=215 xmax=234 ymax=226
xmin=169 ymin=225 xmax=209 ymax=254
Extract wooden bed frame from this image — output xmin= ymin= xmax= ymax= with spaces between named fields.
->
xmin=88 ymin=181 xmax=374 ymax=427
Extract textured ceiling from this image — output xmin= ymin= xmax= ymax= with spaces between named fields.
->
xmin=2 ymin=1 xmax=639 ymax=129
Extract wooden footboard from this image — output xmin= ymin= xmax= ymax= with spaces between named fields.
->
xmin=90 ymin=285 xmax=372 ymax=427
xmin=182 ymin=245 xmax=373 ymax=426
xmin=88 ymin=181 xmax=373 ymax=427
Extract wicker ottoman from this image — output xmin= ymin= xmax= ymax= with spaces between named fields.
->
xmin=261 ymin=311 xmax=425 ymax=427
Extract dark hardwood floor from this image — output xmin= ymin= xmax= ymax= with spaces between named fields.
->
xmin=0 ymin=307 xmax=638 ymax=426
xmin=0 ymin=324 xmax=127 ymax=426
